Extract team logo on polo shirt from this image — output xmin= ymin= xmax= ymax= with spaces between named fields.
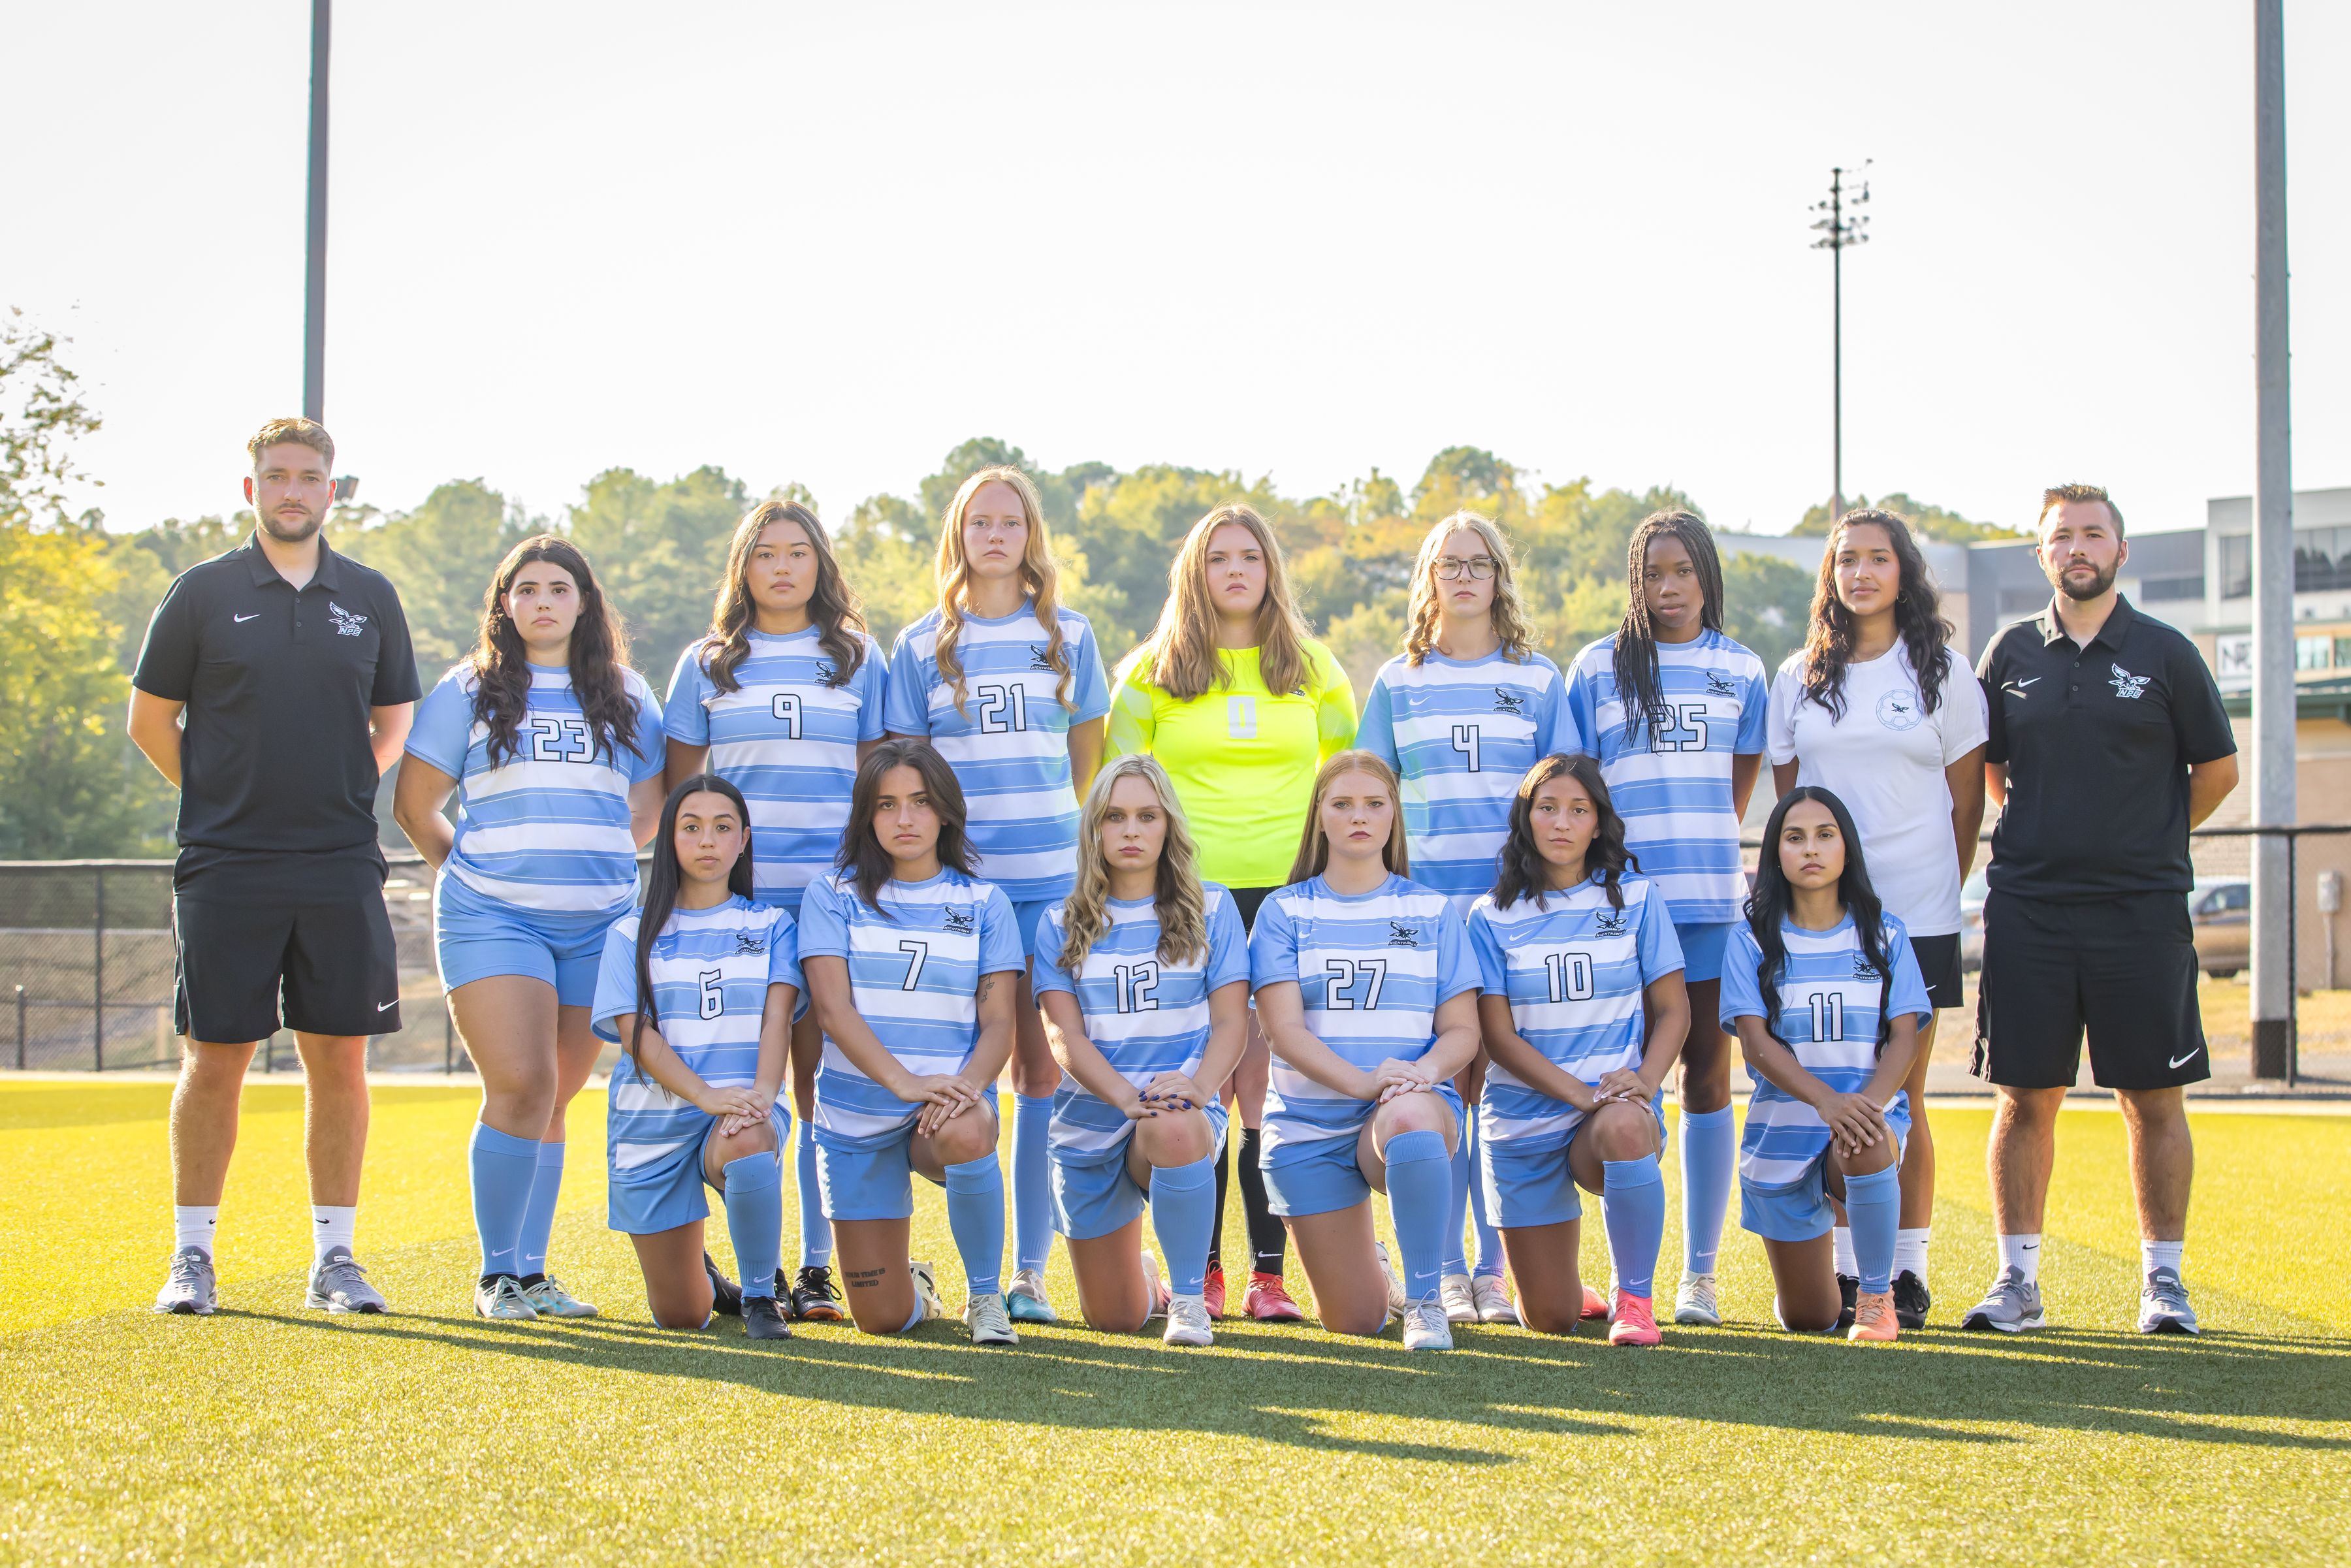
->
xmin=1593 ymin=909 xmax=1629 ymax=936
xmin=1704 ymin=671 xmax=1738 ymax=697
xmin=1385 ymin=920 xmax=1421 ymax=948
xmin=1876 ymin=688 xmax=1921 ymax=731
xmin=328 ymin=602 xmax=368 ymax=637
xmin=732 ymin=933 xmax=767 ymax=956
xmin=2109 ymin=664 xmax=2150 ymax=700
xmin=941 ymin=906 xmax=976 ymax=935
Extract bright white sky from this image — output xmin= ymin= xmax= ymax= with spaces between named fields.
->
xmin=8 ymin=2 xmax=2346 ymax=539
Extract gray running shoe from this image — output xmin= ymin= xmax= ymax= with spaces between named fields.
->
xmin=521 ymin=1275 xmax=596 ymax=1319
xmin=1960 ymin=1266 xmax=2045 ymax=1333
xmin=2137 ymin=1267 xmax=2199 ymax=1335
xmin=305 ymin=1247 xmax=388 ymax=1314
xmin=153 ymin=1246 xmax=217 ymax=1316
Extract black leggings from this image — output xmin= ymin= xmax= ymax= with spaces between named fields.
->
xmin=1209 ymin=886 xmax=1287 ymax=1276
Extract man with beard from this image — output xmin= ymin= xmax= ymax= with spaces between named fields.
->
xmin=1964 ymin=484 xmax=2237 ymax=1337
xmin=128 ymin=419 xmax=419 ymax=1316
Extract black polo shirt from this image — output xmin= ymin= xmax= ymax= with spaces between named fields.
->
xmin=133 ymin=532 xmax=420 ymax=878
xmin=1976 ymin=594 xmax=2235 ymax=903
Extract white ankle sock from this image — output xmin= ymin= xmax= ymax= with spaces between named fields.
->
xmin=312 ymin=1205 xmax=357 ymax=1265
xmin=1895 ymin=1227 xmax=1930 ymax=1280
xmin=1831 ymin=1226 xmax=1856 ymax=1276
xmin=1998 ymin=1232 xmax=2043 ymax=1284
xmin=174 ymin=1206 xmax=219 ymax=1256
xmin=2141 ymin=1240 xmax=2184 ymax=1276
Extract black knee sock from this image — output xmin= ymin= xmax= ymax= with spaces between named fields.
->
xmin=1238 ymin=1127 xmax=1286 ymax=1275
xmin=1208 ymin=1136 xmax=1230 ymax=1268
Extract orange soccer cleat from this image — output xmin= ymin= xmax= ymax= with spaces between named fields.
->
xmin=1849 ymin=1288 xmax=1900 ymax=1343
xmin=1607 ymin=1289 xmax=1661 ymax=1347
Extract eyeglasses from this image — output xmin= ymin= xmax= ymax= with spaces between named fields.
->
xmin=1433 ymin=557 xmax=1497 ymax=581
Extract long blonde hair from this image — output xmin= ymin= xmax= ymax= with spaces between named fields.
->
xmin=1136 ymin=504 xmax=1316 ymax=703
xmin=1404 ymin=510 xmax=1539 ymax=666
xmin=1057 ymin=755 xmax=1210 ymax=973
xmin=931 ymin=466 xmax=1074 ymax=717
xmin=700 ymin=500 xmax=868 ymax=693
xmin=1287 ymin=750 xmax=1412 ymax=885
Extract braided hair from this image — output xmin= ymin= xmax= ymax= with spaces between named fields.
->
xmin=1610 ymin=511 xmax=1725 ymax=743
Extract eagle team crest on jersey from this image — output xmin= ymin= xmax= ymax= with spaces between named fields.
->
xmin=942 ymin=906 xmax=976 ymax=935
xmin=1491 ymin=688 xmax=1527 ymax=717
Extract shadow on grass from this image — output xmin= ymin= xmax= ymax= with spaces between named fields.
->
xmin=226 ymin=1306 xmax=2351 ymax=1458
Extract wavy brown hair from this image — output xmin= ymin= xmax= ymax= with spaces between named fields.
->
xmin=1610 ymin=511 xmax=1725 ymax=743
xmin=699 ymin=501 xmax=868 ymax=693
xmin=1135 ymin=504 xmax=1317 ymax=703
xmin=837 ymin=739 xmax=980 ymax=918
xmin=1057 ymin=754 xmax=1209 ymax=972
xmin=1797 ymin=507 xmax=1953 ymax=720
xmin=931 ymin=466 xmax=1075 ymax=718
xmin=1404 ymin=511 xmax=1538 ymax=666
xmin=468 ymin=534 xmax=642 ymax=769
xmin=1287 ymin=750 xmax=1411 ymax=885
xmin=1492 ymin=754 xmax=1635 ymax=912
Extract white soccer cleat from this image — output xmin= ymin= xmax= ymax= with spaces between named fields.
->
xmin=1472 ymin=1273 xmax=1518 ymax=1325
xmin=473 ymin=1276 xmax=537 ymax=1321
xmin=1673 ymin=1271 xmax=1721 ymax=1327
xmin=1439 ymin=1272 xmax=1479 ymax=1325
xmin=1139 ymin=1251 xmax=1170 ymax=1322
xmin=909 ymin=1260 xmax=946 ymax=1322
xmin=1163 ymin=1294 xmax=1214 ymax=1348
xmin=520 ymin=1274 xmax=594 ymax=1319
xmin=1373 ymin=1242 xmax=1408 ymax=1320
xmin=1402 ymin=1296 xmax=1454 ymax=1351
xmin=964 ymin=1292 xmax=1018 ymax=1346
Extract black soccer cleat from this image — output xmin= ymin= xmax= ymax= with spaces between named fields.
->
xmin=744 ymin=1295 xmax=793 ymax=1341
xmin=1836 ymin=1273 xmax=1859 ymax=1333
xmin=704 ymin=1252 xmax=743 ymax=1317
xmin=1893 ymin=1270 xmax=1931 ymax=1330
xmin=789 ymin=1264 xmax=844 ymax=1322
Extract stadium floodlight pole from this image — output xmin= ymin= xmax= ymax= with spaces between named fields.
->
xmin=2250 ymin=0 xmax=2294 ymax=1080
xmin=302 ymin=0 xmax=331 ymax=424
xmin=1810 ymin=162 xmax=1870 ymax=517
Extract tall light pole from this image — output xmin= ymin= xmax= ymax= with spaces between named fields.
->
xmin=1811 ymin=163 xmax=1870 ymax=515
xmin=302 ymin=0 xmax=331 ymax=423
xmin=2251 ymin=0 xmax=2294 ymax=1078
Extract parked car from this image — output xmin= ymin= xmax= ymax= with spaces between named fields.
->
xmin=2190 ymin=880 xmax=2251 ymax=980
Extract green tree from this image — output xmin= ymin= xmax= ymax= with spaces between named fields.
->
xmin=336 ymin=481 xmax=531 ymax=692
xmin=1720 ymin=551 xmax=1816 ymax=675
xmin=566 ymin=466 xmax=750 ymax=685
xmin=1792 ymin=491 xmax=2023 ymax=541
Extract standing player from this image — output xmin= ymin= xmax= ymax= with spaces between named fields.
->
xmin=1250 ymin=752 xmax=1483 ymax=1350
xmin=885 ymin=467 xmax=1111 ymax=1324
xmin=1564 ymin=511 xmax=1767 ymax=1328
xmin=1105 ymin=502 xmax=1357 ymax=1320
xmin=1967 ymin=485 xmax=2237 ymax=1336
xmin=393 ymin=536 xmax=665 ymax=1321
xmin=1767 ymin=508 xmax=1986 ymax=1327
xmin=1471 ymin=755 xmax=1687 ymax=1346
xmin=591 ymin=776 xmax=803 ymax=1341
xmin=1034 ymin=756 xmax=1252 ymax=1345
xmin=797 ymin=741 xmax=1027 ymax=1344
xmin=665 ymin=499 xmax=888 ymax=1322
xmin=1358 ymin=510 xmax=1576 ymax=1327
xmin=131 ymin=417 xmax=419 ymax=1316
xmin=1723 ymin=787 xmax=1928 ymax=1342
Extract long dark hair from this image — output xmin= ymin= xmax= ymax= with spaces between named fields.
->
xmin=630 ymin=773 xmax=758 ymax=1064
xmin=699 ymin=500 xmax=868 ymax=694
xmin=469 ymin=534 xmax=641 ymax=768
xmin=1743 ymin=786 xmax=1895 ymax=1054
xmin=1610 ymin=510 xmax=1726 ymax=742
xmin=1494 ymin=754 xmax=1636 ymax=912
xmin=1799 ymin=507 xmax=1953 ymax=720
xmin=838 ymin=739 xmax=980 ymax=917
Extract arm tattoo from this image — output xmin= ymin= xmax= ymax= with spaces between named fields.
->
xmin=978 ymin=976 xmax=997 ymax=1004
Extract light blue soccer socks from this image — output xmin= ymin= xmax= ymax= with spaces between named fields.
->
xmin=1466 ymin=1104 xmax=1506 ymax=1280
xmin=1012 ymin=1093 xmax=1055 ymax=1275
xmin=722 ymin=1151 xmax=784 ymax=1301
xmin=468 ymin=1122 xmax=540 ymax=1278
xmin=1679 ymin=1107 xmax=1736 ymax=1276
xmin=1383 ymin=1129 xmax=1452 ymax=1305
xmin=1148 ymin=1153 xmax=1217 ymax=1297
xmin=517 ymin=1140 xmax=564 ymax=1279
xmin=1441 ymin=1135 xmax=1473 ymax=1276
xmin=795 ymin=1117 xmax=831 ymax=1269
xmin=944 ymin=1153 xmax=1007 ymax=1299
xmin=1601 ymin=1155 xmax=1667 ymax=1300
xmin=1844 ymin=1164 xmax=1901 ymax=1296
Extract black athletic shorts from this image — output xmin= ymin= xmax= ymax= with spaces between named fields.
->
xmin=1972 ymin=888 xmax=2210 ymax=1091
xmin=1226 ymin=885 xmax=1278 ymax=935
xmin=173 ymin=850 xmax=402 ymax=1043
xmin=1910 ymin=933 xmax=1964 ymax=1013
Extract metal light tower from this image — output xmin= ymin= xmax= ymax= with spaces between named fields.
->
xmin=302 ymin=0 xmax=332 ymax=423
xmin=1811 ymin=163 xmax=1870 ymax=515
xmin=2251 ymin=0 xmax=2295 ymax=1078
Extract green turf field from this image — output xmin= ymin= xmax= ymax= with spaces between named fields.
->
xmin=4 ymin=1081 xmax=2348 ymax=1565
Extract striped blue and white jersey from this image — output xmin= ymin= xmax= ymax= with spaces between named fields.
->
xmin=796 ymin=867 xmax=1025 ymax=1147
xmin=407 ymin=662 xmax=666 ymax=914
xmin=882 ymin=600 xmax=1113 ymax=903
xmin=1719 ymin=911 xmax=1931 ymax=1187
xmin=589 ymin=897 xmax=804 ymax=1174
xmin=1468 ymin=874 xmax=1684 ymax=1151
xmin=664 ymin=628 xmax=888 ymax=911
xmin=1031 ymin=886 xmax=1252 ymax=1163
xmin=1563 ymin=630 xmax=1768 ymax=925
xmin=1358 ymin=648 xmax=1578 ymax=915
xmin=1247 ymin=874 xmax=1481 ymax=1157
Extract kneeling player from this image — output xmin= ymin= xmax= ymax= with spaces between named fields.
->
xmin=1723 ymin=787 xmax=1928 ymax=1343
xmin=1034 ymin=757 xmax=1251 ymax=1346
xmin=1471 ymin=756 xmax=1689 ymax=1345
xmin=798 ymin=741 xmax=1027 ymax=1345
xmin=591 ymin=776 xmax=802 ymax=1340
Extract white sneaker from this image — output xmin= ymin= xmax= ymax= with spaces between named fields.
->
xmin=1163 ymin=1294 xmax=1213 ymax=1347
xmin=1472 ymin=1273 xmax=1518 ymax=1325
xmin=473 ymin=1276 xmax=537 ymax=1321
xmin=1402 ymin=1296 xmax=1454 ymax=1351
xmin=1139 ymin=1251 xmax=1170 ymax=1321
xmin=1373 ymin=1242 xmax=1407 ymax=1320
xmin=964 ymin=1291 xmax=1018 ymax=1345
xmin=909 ymin=1260 xmax=946 ymax=1322
xmin=1439 ymin=1272 xmax=1479 ymax=1325
xmin=153 ymin=1246 xmax=217 ymax=1316
xmin=520 ymin=1274 xmax=595 ymax=1319
xmin=1673 ymin=1270 xmax=1721 ymax=1327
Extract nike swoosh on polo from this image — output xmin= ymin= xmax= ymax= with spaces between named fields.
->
xmin=2169 ymin=1048 xmax=2202 ymax=1069
xmin=377 ymin=1000 xmax=398 ymax=1012
xmin=2015 ymin=677 xmax=2040 ymax=686
xmin=234 ymin=613 xmax=260 ymax=623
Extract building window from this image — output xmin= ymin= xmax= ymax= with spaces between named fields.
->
xmin=2141 ymin=574 xmax=2205 ymax=601
xmin=2298 ymin=633 xmax=2335 ymax=671
xmin=2222 ymin=534 xmax=2249 ymax=598
xmin=2218 ymin=529 xmax=2351 ymax=599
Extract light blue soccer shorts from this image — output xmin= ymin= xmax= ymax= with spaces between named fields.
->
xmin=1480 ymin=1099 xmax=1671 ymax=1229
xmin=434 ymin=876 xmax=622 ymax=1006
xmin=607 ymin=1103 xmax=791 ymax=1236
xmin=1260 ymin=1085 xmax=1465 ymax=1219
xmin=814 ymin=1087 xmax=1001 ymax=1222
xmin=1673 ymin=920 xmax=1736 ymax=985
xmin=1049 ymin=1102 xmax=1229 ymax=1241
xmin=1739 ymin=1100 xmax=1911 ymax=1242
xmin=1011 ymin=900 xmax=1055 ymax=962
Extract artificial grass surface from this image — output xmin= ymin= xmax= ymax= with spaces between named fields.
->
xmin=3 ymin=1081 xmax=2348 ymax=1565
